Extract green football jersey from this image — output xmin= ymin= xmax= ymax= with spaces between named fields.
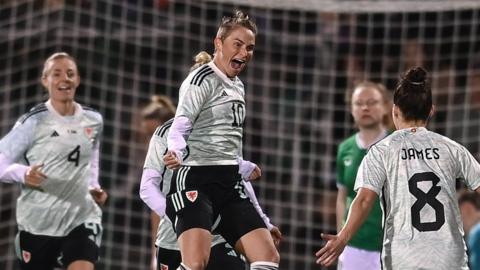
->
xmin=336 ymin=134 xmax=383 ymax=251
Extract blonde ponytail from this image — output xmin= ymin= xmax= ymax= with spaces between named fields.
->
xmin=190 ymin=51 xmax=212 ymax=71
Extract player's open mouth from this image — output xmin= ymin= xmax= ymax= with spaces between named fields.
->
xmin=231 ymin=59 xmax=245 ymax=70
xmin=58 ymin=86 xmax=72 ymax=91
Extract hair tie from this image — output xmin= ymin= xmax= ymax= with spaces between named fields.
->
xmin=408 ymin=80 xmax=424 ymax=85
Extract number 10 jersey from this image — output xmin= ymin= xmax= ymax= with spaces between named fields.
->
xmin=175 ymin=61 xmax=245 ymax=166
xmin=355 ymin=127 xmax=480 ymax=270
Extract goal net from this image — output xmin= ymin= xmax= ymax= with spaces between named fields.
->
xmin=0 ymin=1 xmax=479 ymax=269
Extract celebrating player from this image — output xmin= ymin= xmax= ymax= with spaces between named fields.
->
xmin=139 ymin=94 xmax=177 ymax=270
xmin=162 ymin=10 xmax=280 ymax=270
xmin=316 ymin=67 xmax=480 ymax=270
xmin=0 ymin=52 xmax=106 ymax=270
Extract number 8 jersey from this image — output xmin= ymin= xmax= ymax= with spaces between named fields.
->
xmin=355 ymin=127 xmax=480 ymax=270
xmin=0 ymin=101 xmax=103 ymax=237
xmin=175 ymin=61 xmax=245 ymax=166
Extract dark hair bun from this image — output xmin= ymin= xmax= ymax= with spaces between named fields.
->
xmin=405 ymin=67 xmax=427 ymax=85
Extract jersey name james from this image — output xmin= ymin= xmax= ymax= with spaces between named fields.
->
xmin=355 ymin=127 xmax=480 ymax=270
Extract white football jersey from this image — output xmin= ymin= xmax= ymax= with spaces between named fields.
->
xmin=174 ymin=61 xmax=245 ymax=166
xmin=355 ymin=127 xmax=480 ymax=270
xmin=0 ymin=101 xmax=102 ymax=236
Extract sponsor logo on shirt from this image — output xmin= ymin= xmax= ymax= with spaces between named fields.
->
xmin=227 ymin=250 xmax=238 ymax=257
xmin=186 ymin=190 xmax=198 ymax=202
xmin=50 ymin=130 xmax=59 ymax=137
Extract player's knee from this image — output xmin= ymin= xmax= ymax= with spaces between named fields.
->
xmin=267 ymin=248 xmax=280 ymax=263
xmin=255 ymin=247 xmax=280 ymax=264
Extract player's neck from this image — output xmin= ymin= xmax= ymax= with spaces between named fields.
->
xmin=358 ymin=125 xmax=386 ymax=148
xmin=395 ymin=120 xmax=426 ymax=130
xmin=49 ymin=99 xmax=76 ymax=116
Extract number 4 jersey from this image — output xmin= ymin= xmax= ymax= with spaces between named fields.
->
xmin=0 ymin=101 xmax=102 ymax=236
xmin=355 ymin=127 xmax=480 ymax=270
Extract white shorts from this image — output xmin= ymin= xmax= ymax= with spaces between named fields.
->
xmin=338 ymin=245 xmax=381 ymax=270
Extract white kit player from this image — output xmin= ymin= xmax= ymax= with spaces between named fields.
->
xmin=0 ymin=52 xmax=107 ymax=270
xmin=316 ymin=67 xmax=480 ymax=270
xmin=162 ymin=10 xmax=280 ymax=270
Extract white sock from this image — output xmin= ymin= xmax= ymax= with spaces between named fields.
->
xmin=177 ymin=262 xmax=192 ymax=270
xmin=250 ymin=261 xmax=279 ymax=270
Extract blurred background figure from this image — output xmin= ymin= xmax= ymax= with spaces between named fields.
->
xmin=141 ymin=95 xmax=176 ymax=137
xmin=140 ymin=95 xmax=176 ymax=270
xmin=459 ymin=190 xmax=480 ymax=270
xmin=335 ymin=81 xmax=391 ymax=270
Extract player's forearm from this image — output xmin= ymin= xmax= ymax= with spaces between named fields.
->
xmin=88 ymin=144 xmax=101 ymax=189
xmin=339 ymin=188 xmax=377 ymax=242
xmin=151 ymin=212 xmax=160 ymax=252
xmin=167 ymin=116 xmax=192 ymax=160
xmin=237 ymin=157 xmax=256 ymax=181
xmin=140 ymin=168 xmax=167 ymax=217
xmin=0 ymin=153 xmax=28 ymax=184
xmin=243 ymin=180 xmax=273 ymax=230
xmin=336 ymin=187 xmax=347 ymax=232
xmin=238 ymin=157 xmax=272 ymax=227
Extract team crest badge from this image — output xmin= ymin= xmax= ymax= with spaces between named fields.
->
xmin=160 ymin=264 xmax=168 ymax=270
xmin=186 ymin=190 xmax=198 ymax=202
xmin=22 ymin=250 xmax=31 ymax=263
xmin=84 ymin=127 xmax=93 ymax=138
xmin=344 ymin=158 xmax=352 ymax=167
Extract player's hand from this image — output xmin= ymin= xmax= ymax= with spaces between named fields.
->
xmin=24 ymin=164 xmax=46 ymax=191
xmin=248 ymin=165 xmax=261 ymax=181
xmin=315 ymin=233 xmax=348 ymax=267
xmin=270 ymin=225 xmax=283 ymax=247
xmin=90 ymin=188 xmax=108 ymax=206
xmin=163 ymin=151 xmax=181 ymax=170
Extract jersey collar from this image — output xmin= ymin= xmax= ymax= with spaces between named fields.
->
xmin=46 ymin=100 xmax=84 ymax=123
xmin=355 ymin=129 xmax=388 ymax=149
xmin=398 ymin=126 xmax=428 ymax=134
xmin=208 ymin=61 xmax=237 ymax=86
